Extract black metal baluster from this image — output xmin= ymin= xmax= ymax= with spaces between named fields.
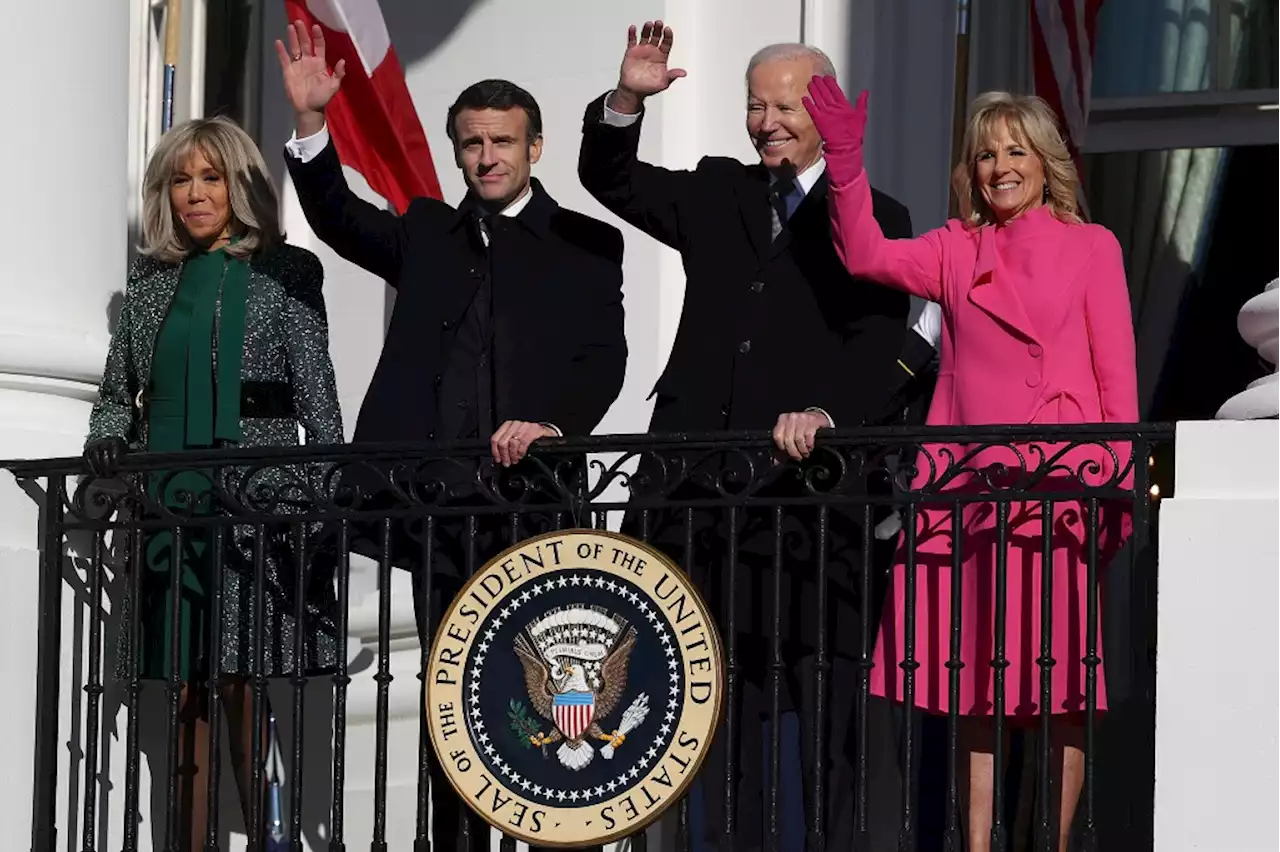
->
xmin=500 ymin=518 xmax=516 ymax=852
xmin=1080 ymin=498 xmax=1101 ymax=852
xmin=164 ymin=523 xmax=186 ymax=851
xmin=371 ymin=519 xmax=394 ymax=852
xmin=250 ymin=525 xmax=269 ymax=852
xmin=767 ymin=505 xmax=784 ymax=852
xmin=462 ymin=514 xmax=479 ymax=852
xmin=990 ymin=502 xmax=1010 ymax=852
xmin=944 ymin=504 xmax=965 ymax=852
xmin=624 ymin=508 xmax=654 ymax=852
xmin=31 ymin=476 xmax=66 ymax=852
xmin=899 ymin=503 xmax=919 ymax=852
xmin=204 ymin=527 xmax=227 ymax=852
xmin=289 ymin=523 xmax=309 ymax=851
xmin=122 ymin=522 xmax=145 ymax=852
xmin=675 ymin=505 xmax=695 ymax=852
xmin=330 ymin=520 xmax=353 ymax=852
xmin=79 ymin=530 xmax=107 ymax=852
xmin=811 ymin=505 xmax=830 ymax=852
xmin=856 ymin=502 xmax=872 ymax=848
xmin=1036 ymin=499 xmax=1055 ymax=852
xmin=722 ymin=505 xmax=740 ymax=850
xmin=415 ymin=516 xmax=436 ymax=852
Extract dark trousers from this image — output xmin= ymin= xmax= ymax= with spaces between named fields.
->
xmin=623 ymin=485 xmax=909 ymax=851
xmin=687 ymin=642 xmax=909 ymax=851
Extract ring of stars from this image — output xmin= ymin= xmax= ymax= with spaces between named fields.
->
xmin=463 ymin=572 xmax=685 ymax=807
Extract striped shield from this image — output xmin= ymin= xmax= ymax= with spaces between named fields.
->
xmin=553 ymin=691 xmax=595 ymax=741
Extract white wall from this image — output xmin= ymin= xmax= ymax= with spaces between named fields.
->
xmin=1153 ymin=419 xmax=1280 ymax=852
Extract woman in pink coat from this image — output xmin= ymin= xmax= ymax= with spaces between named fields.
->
xmin=803 ymin=78 xmax=1138 ymax=851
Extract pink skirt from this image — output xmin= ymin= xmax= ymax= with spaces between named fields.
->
xmin=870 ymin=483 xmax=1127 ymax=717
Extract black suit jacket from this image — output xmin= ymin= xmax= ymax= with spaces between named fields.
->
xmin=578 ymin=93 xmax=912 ymax=432
xmin=285 ymin=139 xmax=627 ymax=444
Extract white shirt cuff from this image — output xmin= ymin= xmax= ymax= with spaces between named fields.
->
xmin=285 ymin=125 xmax=331 ymax=163
xmin=601 ymin=92 xmax=642 ymax=127
xmin=540 ymin=422 xmax=563 ymax=437
xmin=804 ymin=407 xmax=835 ymax=428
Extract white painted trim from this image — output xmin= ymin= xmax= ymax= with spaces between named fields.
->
xmin=1091 ymin=88 xmax=1278 ymax=113
xmin=187 ymin=0 xmax=208 ymax=119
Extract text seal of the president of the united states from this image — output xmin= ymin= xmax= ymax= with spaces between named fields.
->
xmin=426 ymin=530 xmax=724 ymax=847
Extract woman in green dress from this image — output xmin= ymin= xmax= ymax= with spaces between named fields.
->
xmin=84 ymin=116 xmax=343 ymax=850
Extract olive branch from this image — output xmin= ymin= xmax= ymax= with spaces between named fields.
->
xmin=507 ymin=699 xmax=545 ymax=754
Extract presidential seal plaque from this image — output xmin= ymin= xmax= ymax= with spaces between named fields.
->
xmin=426 ymin=530 xmax=724 ymax=848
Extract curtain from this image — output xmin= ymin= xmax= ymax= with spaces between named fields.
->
xmin=1088 ymin=0 xmax=1277 ymax=415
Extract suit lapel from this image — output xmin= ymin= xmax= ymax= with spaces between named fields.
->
xmin=734 ymin=164 xmax=774 ymax=259
xmin=967 ymin=224 xmax=1041 ymax=343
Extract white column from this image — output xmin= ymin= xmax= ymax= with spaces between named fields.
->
xmin=1153 ymin=419 xmax=1279 ymax=852
xmin=1216 ymin=278 xmax=1279 ymax=420
xmin=0 ymin=0 xmax=129 ymax=847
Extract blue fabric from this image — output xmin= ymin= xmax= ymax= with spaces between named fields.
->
xmin=779 ymin=181 xmax=804 ymax=221
xmin=687 ymin=710 xmax=806 ymax=852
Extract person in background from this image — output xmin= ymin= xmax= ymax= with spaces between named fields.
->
xmin=277 ymin=22 xmax=626 ymax=852
xmin=579 ymin=21 xmax=914 ymax=851
xmin=804 ymin=76 xmax=1138 ymax=852
xmin=875 ymin=300 xmax=943 ymax=542
xmin=84 ymin=116 xmax=343 ymax=851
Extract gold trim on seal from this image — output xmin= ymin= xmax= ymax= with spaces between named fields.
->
xmin=425 ymin=530 xmax=724 ymax=848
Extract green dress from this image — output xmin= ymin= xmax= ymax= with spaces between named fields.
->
xmin=140 ymin=245 xmax=249 ymax=682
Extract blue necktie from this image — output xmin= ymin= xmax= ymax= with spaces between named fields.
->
xmin=770 ymin=178 xmax=802 ymax=239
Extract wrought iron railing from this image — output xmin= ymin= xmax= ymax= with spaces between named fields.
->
xmin=4 ymin=423 xmax=1172 ymax=852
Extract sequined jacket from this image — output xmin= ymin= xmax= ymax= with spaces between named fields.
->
xmin=87 ymin=244 xmax=343 ymax=453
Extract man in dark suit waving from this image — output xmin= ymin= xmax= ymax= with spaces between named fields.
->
xmin=278 ymin=22 xmax=625 ymax=851
xmin=579 ymin=22 xmax=911 ymax=852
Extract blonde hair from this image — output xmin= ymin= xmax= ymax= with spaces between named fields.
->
xmin=140 ymin=116 xmax=282 ymax=262
xmin=950 ymin=91 xmax=1083 ymax=227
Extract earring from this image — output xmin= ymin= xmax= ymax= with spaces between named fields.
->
xmin=1042 ymin=184 xmax=1050 ymax=203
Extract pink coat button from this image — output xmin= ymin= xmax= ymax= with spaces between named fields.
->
xmin=1028 ymin=343 xmax=1044 ymax=357
xmin=1026 ymin=372 xmax=1042 ymax=387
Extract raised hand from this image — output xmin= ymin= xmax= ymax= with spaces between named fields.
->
xmin=802 ymin=76 xmax=867 ymax=155
xmin=274 ymin=21 xmax=346 ymax=131
xmin=611 ymin=21 xmax=687 ymax=113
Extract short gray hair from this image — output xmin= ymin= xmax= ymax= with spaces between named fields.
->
xmin=745 ymin=43 xmax=837 ymax=85
xmin=140 ymin=116 xmax=282 ymax=263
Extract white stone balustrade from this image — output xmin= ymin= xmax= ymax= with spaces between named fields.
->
xmin=1216 ymin=278 xmax=1279 ymax=420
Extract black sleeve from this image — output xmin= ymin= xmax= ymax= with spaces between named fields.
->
xmin=526 ymin=221 xmax=627 ymax=436
xmin=284 ymin=137 xmax=409 ymax=284
xmin=815 ymin=191 xmax=913 ymax=427
xmin=578 ymin=92 xmax=695 ymax=252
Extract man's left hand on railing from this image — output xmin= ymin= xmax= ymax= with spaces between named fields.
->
xmin=491 ymin=420 xmax=559 ymax=467
xmin=773 ymin=410 xmax=832 ymax=461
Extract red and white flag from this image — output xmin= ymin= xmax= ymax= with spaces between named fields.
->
xmin=1031 ymin=0 xmax=1103 ymax=211
xmin=283 ymin=0 xmax=442 ymax=212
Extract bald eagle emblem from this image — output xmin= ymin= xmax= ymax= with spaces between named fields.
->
xmin=512 ymin=606 xmax=651 ymax=771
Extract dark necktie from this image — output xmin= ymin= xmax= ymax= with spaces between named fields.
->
xmin=770 ymin=178 xmax=800 ymax=240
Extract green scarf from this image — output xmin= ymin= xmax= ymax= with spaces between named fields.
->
xmin=185 ymin=248 xmax=249 ymax=446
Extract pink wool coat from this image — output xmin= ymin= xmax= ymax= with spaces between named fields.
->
xmin=828 ymin=169 xmax=1139 ymax=716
